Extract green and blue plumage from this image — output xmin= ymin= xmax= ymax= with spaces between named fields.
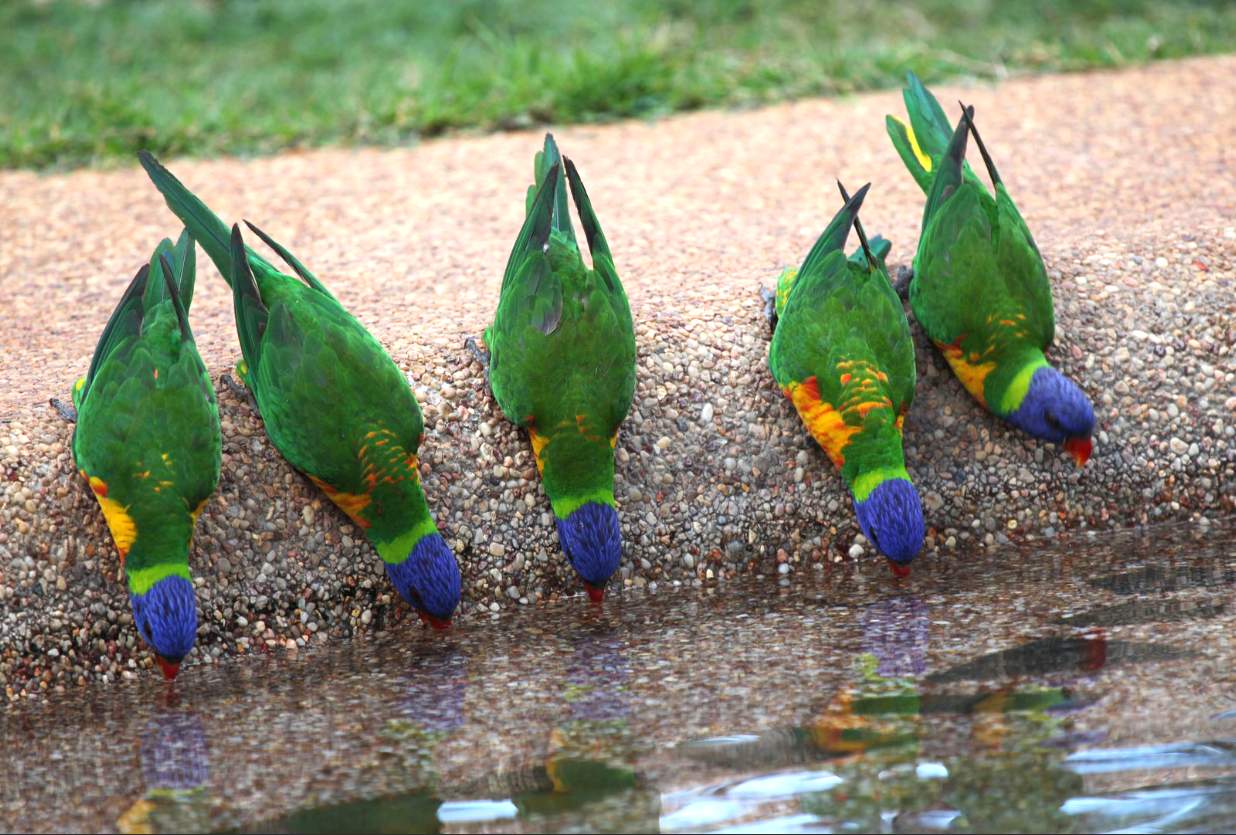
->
xmin=138 ymin=152 xmax=461 ymax=627
xmin=71 ymin=231 xmax=220 ymax=678
xmin=887 ymin=73 xmax=1094 ymax=466
xmin=483 ymin=134 xmax=637 ymax=600
xmin=768 ymin=184 xmax=923 ymax=571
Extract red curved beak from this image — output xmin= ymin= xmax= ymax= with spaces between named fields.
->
xmin=583 ymin=582 xmax=605 ymax=603
xmin=888 ymin=561 xmax=912 ymax=578
xmin=418 ymin=612 xmax=452 ymax=631
xmin=1064 ymin=436 xmax=1092 ymax=468
xmin=155 ymin=656 xmax=181 ymax=681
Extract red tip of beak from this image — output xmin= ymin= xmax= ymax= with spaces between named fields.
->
xmin=888 ymin=561 xmax=912 ymax=578
xmin=1064 ymin=436 xmax=1092 ymax=468
xmin=418 ymin=612 xmax=452 ymax=631
xmin=156 ymin=656 xmax=181 ymax=681
xmin=583 ymin=582 xmax=605 ymax=603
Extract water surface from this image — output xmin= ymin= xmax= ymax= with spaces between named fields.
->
xmin=2 ymin=520 xmax=1234 ymax=833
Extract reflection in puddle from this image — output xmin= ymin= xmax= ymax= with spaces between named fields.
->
xmin=1057 ymin=598 xmax=1227 ymax=627
xmin=925 ymin=636 xmax=1188 ymax=683
xmin=117 ymin=706 xmax=212 ymax=834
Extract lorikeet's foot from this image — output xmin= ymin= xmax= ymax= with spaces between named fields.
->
xmin=464 ymin=335 xmax=491 ymax=387
xmin=759 ymin=286 xmax=778 ymax=334
xmin=464 ymin=336 xmax=489 ymax=370
xmin=219 ymin=373 xmax=256 ymax=411
xmin=49 ymin=397 xmax=77 ymax=424
xmin=893 ymin=266 xmax=913 ymax=301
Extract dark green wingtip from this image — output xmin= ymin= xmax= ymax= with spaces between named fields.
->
xmin=798 ymin=182 xmax=870 ymax=278
xmin=81 ymin=263 xmax=151 ymax=403
xmin=157 ymin=252 xmax=192 ymax=340
xmin=228 ymin=224 xmax=268 ymax=377
xmin=922 ymin=107 xmax=971 ymax=224
xmin=958 ymin=101 xmax=1002 ymax=186
xmin=836 ymin=179 xmax=877 ymax=271
xmin=563 ymin=156 xmax=611 ymax=263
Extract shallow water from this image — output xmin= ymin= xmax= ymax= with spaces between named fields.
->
xmin=2 ymin=519 xmax=1235 ymax=833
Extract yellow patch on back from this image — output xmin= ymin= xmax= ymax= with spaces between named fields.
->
xmin=936 ymin=339 xmax=997 ymax=407
xmin=308 ymin=475 xmax=372 ymax=529
xmin=86 ymin=475 xmax=137 ymax=562
xmin=784 ymin=377 xmax=860 ymax=468
xmin=893 ymin=116 xmax=932 ymax=172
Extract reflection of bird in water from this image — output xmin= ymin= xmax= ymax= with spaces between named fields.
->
xmin=563 ymin=629 xmax=630 ymax=724
xmin=396 ymin=646 xmax=470 ymax=734
xmin=117 ymin=704 xmax=211 ymax=834
xmin=860 ymin=595 xmax=929 ymax=677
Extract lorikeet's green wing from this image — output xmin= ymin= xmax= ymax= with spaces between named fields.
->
xmin=72 ymin=243 xmax=221 ymax=590
xmin=225 ymin=228 xmax=430 ymax=547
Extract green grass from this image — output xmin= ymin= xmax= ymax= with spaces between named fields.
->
xmin=3 ymin=0 xmax=1233 ymax=169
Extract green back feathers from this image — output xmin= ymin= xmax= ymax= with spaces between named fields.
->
xmin=768 ymin=186 xmax=917 ymax=486
xmin=488 ymin=136 xmax=635 ymax=510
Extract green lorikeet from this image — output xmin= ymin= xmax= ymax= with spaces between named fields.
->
xmin=766 ymin=183 xmax=923 ymax=573
xmin=138 ymin=152 xmax=461 ymax=627
xmin=481 ymin=134 xmax=636 ymax=601
xmin=70 ymin=231 xmax=220 ymax=678
xmin=886 ymin=73 xmax=1095 ymax=466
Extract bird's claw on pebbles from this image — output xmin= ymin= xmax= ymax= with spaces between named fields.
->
xmin=759 ymin=286 xmax=778 ymax=333
xmin=220 ymin=374 xmax=256 ymax=410
xmin=464 ymin=336 xmax=490 ymax=372
xmin=49 ymin=398 xmax=77 ymax=424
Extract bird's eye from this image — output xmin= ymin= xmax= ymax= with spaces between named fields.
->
xmin=1045 ymin=412 xmax=1063 ymax=432
xmin=143 ymin=622 xmax=154 ymax=640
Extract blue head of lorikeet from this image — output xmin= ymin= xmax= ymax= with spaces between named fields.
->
xmin=1005 ymin=367 xmax=1095 ymax=466
xmin=556 ymin=502 xmax=621 ymax=602
xmin=385 ymin=533 xmax=462 ymax=629
xmin=130 ymin=575 xmax=198 ymax=679
xmin=853 ymin=479 xmax=924 ymax=576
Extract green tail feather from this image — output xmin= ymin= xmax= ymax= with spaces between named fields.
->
xmin=143 ymin=229 xmax=197 ymax=313
xmin=903 ymin=71 xmax=954 ymax=161
xmin=525 ymin=133 xmax=575 ymax=245
xmin=138 ymin=151 xmax=273 ymax=287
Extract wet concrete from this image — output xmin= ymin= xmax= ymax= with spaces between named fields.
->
xmin=1 ymin=518 xmax=1234 ymax=833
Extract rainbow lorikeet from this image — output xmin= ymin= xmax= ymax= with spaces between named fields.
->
xmin=66 ymin=231 xmax=219 ymax=678
xmin=472 ymin=134 xmax=636 ymax=601
xmin=886 ymin=73 xmax=1094 ymax=466
xmin=138 ymin=152 xmax=461 ymax=627
xmin=764 ymin=183 xmax=924 ymax=573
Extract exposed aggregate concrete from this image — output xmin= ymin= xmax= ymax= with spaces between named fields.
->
xmin=0 ymin=57 xmax=1233 ymax=695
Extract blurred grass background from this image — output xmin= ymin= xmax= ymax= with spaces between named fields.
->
xmin=2 ymin=0 xmax=1233 ymax=169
